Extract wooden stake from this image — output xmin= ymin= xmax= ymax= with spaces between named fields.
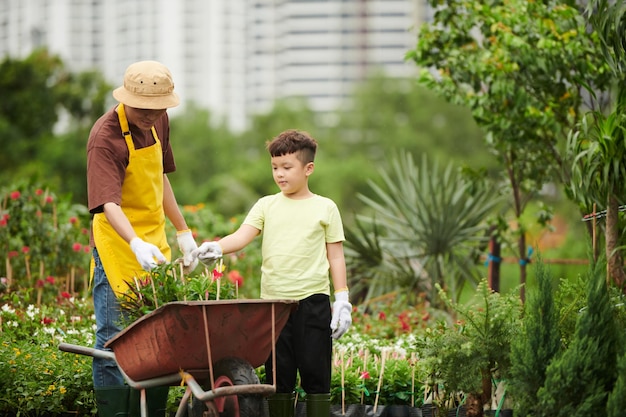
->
xmin=373 ymin=350 xmax=387 ymax=413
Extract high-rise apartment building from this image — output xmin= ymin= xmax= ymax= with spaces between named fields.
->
xmin=0 ymin=0 xmax=427 ymax=130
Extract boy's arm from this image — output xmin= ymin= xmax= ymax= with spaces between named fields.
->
xmin=327 ymin=241 xmax=352 ymax=339
xmin=327 ymin=241 xmax=348 ymax=292
xmin=217 ymin=224 xmax=260 ymax=254
xmin=192 ymin=224 xmax=260 ymax=261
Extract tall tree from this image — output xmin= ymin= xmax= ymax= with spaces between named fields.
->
xmin=0 ymin=48 xmax=110 ymax=197
xmin=568 ymin=0 xmax=626 ymax=288
xmin=407 ymin=0 xmax=611 ymax=300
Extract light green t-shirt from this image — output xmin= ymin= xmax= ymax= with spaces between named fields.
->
xmin=243 ymin=192 xmax=345 ymax=300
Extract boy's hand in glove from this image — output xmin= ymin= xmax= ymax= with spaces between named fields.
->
xmin=331 ymin=290 xmax=352 ymax=339
xmin=130 ymin=237 xmax=166 ymax=271
xmin=191 ymin=241 xmax=223 ymax=264
xmin=176 ymin=230 xmax=199 ymax=273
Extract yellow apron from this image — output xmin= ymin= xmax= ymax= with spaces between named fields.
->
xmin=92 ymin=104 xmax=171 ymax=296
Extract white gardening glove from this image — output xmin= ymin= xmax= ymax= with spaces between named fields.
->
xmin=176 ymin=230 xmax=199 ymax=273
xmin=331 ymin=290 xmax=352 ymax=339
xmin=191 ymin=241 xmax=223 ymax=264
xmin=129 ymin=237 xmax=167 ymax=271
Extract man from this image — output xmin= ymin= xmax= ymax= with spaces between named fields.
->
xmin=87 ymin=60 xmax=198 ymax=417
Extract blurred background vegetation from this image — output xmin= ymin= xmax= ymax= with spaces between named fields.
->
xmin=0 ymin=45 xmax=598 ymax=307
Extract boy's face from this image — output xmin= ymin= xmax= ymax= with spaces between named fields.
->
xmin=270 ymin=152 xmax=314 ymax=197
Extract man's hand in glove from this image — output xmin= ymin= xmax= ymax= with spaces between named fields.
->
xmin=331 ymin=290 xmax=352 ymax=339
xmin=130 ymin=237 xmax=166 ymax=271
xmin=191 ymin=241 xmax=223 ymax=264
xmin=176 ymin=230 xmax=199 ymax=273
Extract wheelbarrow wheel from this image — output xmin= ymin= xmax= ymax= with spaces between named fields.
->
xmin=190 ymin=357 xmax=265 ymax=417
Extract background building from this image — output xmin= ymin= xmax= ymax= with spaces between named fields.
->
xmin=0 ymin=0 xmax=428 ymax=130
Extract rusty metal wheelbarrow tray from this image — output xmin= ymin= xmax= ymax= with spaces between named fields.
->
xmin=104 ymin=299 xmax=296 ymax=382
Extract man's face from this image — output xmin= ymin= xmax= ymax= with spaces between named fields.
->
xmin=125 ymin=106 xmax=166 ymax=130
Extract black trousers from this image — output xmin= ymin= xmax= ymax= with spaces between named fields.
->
xmin=265 ymin=293 xmax=332 ymax=394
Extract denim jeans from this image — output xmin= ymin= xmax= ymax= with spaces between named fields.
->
xmin=92 ymin=247 xmax=126 ymax=387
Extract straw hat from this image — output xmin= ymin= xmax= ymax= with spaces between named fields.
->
xmin=112 ymin=61 xmax=180 ymax=109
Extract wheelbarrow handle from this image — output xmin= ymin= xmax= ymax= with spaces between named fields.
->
xmin=59 ymin=342 xmax=116 ymax=360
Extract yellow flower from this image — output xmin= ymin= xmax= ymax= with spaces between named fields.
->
xmin=59 ymin=386 xmax=67 ymax=394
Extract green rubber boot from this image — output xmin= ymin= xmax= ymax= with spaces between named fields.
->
xmin=306 ymin=393 xmax=330 ymax=417
xmin=267 ymin=392 xmax=295 ymax=417
xmin=94 ymin=386 xmax=131 ymax=417
xmin=128 ymin=386 xmax=170 ymax=417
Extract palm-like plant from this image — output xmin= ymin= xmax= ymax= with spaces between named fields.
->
xmin=345 ymin=151 xmax=502 ymax=309
xmin=568 ymin=0 xmax=626 ymax=287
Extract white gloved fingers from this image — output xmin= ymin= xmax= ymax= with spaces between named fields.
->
xmin=331 ymin=290 xmax=352 ymax=339
xmin=130 ymin=237 xmax=167 ymax=271
xmin=177 ymin=230 xmax=199 ymax=273
xmin=177 ymin=230 xmax=198 ymax=254
xmin=332 ymin=308 xmax=352 ymax=339
xmin=191 ymin=241 xmax=223 ymax=264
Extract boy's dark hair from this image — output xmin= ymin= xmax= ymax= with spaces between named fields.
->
xmin=267 ymin=129 xmax=317 ymax=165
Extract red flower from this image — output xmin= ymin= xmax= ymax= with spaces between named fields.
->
xmin=212 ymin=268 xmax=224 ymax=281
xmin=398 ymin=316 xmax=410 ymax=332
xmin=83 ymin=246 xmax=91 ymax=253
xmin=36 ymin=279 xmax=45 ymax=288
xmin=45 ymin=276 xmax=55 ymax=285
xmin=21 ymin=246 xmax=30 ymax=254
xmin=72 ymin=243 xmax=82 ymax=252
xmin=35 ymin=189 xmax=43 ymax=196
xmin=41 ymin=317 xmax=54 ymax=325
xmin=9 ymin=191 xmax=20 ymax=200
xmin=69 ymin=217 xmax=78 ymax=224
xmin=360 ymin=371 xmax=371 ymax=380
xmin=8 ymin=251 xmax=19 ymax=259
xmin=378 ymin=311 xmax=386 ymax=321
xmin=45 ymin=196 xmax=54 ymax=204
xmin=227 ymin=270 xmax=244 ymax=287
xmin=421 ymin=312 xmax=431 ymax=322
xmin=0 ymin=218 xmax=6 ymax=227
xmin=61 ymin=291 xmax=71 ymax=299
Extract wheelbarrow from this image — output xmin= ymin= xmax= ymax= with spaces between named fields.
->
xmin=59 ymin=299 xmax=298 ymax=417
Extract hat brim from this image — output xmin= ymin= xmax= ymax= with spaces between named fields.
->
xmin=112 ymin=86 xmax=180 ymax=110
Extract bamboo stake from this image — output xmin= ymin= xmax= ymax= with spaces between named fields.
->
xmin=361 ymin=349 xmax=368 ymax=405
xmin=150 ymin=276 xmax=158 ymax=308
xmin=341 ymin=349 xmax=346 ymax=415
xmin=373 ymin=350 xmax=387 ymax=413
xmin=411 ymin=352 xmax=416 ymax=407
xmin=5 ymin=256 xmax=12 ymax=290
xmin=25 ymin=255 xmax=31 ymax=285
xmin=133 ymin=277 xmax=143 ymax=301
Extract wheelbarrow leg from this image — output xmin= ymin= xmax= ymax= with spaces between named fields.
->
xmin=129 ymin=386 xmax=169 ymax=417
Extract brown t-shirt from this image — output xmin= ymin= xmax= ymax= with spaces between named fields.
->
xmin=86 ymin=106 xmax=176 ymax=214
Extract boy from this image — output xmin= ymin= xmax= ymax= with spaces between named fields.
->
xmin=192 ymin=129 xmax=352 ymax=417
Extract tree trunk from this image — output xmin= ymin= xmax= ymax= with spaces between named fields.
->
xmin=606 ymin=194 xmax=626 ymax=289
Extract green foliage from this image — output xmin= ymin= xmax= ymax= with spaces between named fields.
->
xmin=117 ymin=261 xmax=238 ymax=325
xmin=416 ymin=279 xmax=522 ymax=412
xmin=508 ymin=255 xmax=561 ymax=416
xmin=0 ymin=49 xmax=110 ymax=190
xmin=607 ymin=351 xmax=626 ymax=417
xmin=0 ymin=181 xmax=92 ymax=297
xmin=408 ymin=0 xmax=614 ymax=292
xmin=346 ymin=151 xmax=502 ymax=308
xmin=0 ymin=297 xmax=97 ymax=416
xmin=538 ymin=260 xmax=621 ymax=416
